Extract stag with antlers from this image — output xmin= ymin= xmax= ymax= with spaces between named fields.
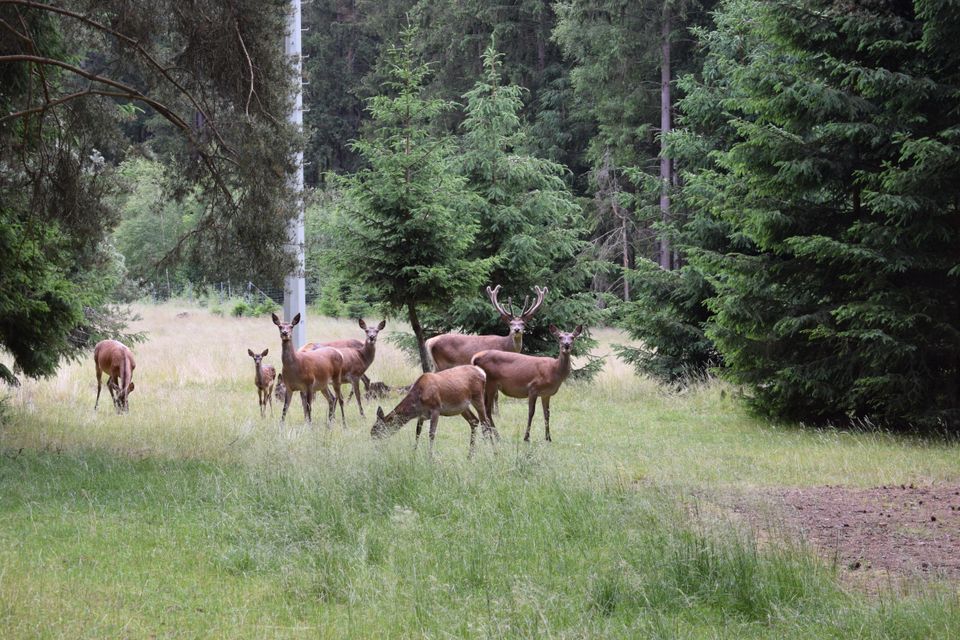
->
xmin=426 ymin=285 xmax=548 ymax=371
xmin=471 ymin=325 xmax=583 ymax=443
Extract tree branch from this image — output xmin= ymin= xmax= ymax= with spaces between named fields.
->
xmin=0 ymin=0 xmax=233 ymax=153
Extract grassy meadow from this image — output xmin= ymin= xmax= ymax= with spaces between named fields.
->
xmin=1 ymin=302 xmax=959 ymax=638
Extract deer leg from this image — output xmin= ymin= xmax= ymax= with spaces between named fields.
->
xmin=95 ymin=366 xmax=103 ymax=410
xmin=304 ymin=389 xmax=314 ymax=424
xmin=333 ymin=380 xmax=346 ymax=428
xmin=472 ymin=392 xmax=499 ymax=444
xmin=428 ymin=411 xmax=440 ymax=458
xmin=267 ymin=384 xmax=274 ymax=415
xmin=259 ymin=388 xmax=266 ymax=418
xmin=414 ymin=417 xmax=424 ymax=450
xmin=483 ymin=384 xmax=499 ymax=437
xmin=524 ymin=393 xmax=538 ymax=442
xmin=542 ymin=395 xmax=552 ymax=442
xmin=351 ymin=377 xmax=364 ymax=417
xmin=361 ymin=374 xmax=371 ymax=392
xmin=461 ymin=410 xmax=479 ymax=458
xmin=320 ymin=385 xmax=336 ymax=427
xmin=281 ymin=387 xmax=293 ymax=423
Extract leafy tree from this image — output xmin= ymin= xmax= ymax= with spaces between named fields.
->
xmin=321 ymin=29 xmax=491 ymax=372
xmin=682 ymin=0 xmax=960 ymax=429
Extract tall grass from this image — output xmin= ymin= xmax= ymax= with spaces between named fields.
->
xmin=2 ymin=302 xmax=959 ymax=637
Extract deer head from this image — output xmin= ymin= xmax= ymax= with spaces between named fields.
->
xmin=247 ymin=348 xmax=269 ymax=365
xmin=371 ymin=406 xmax=400 ymax=438
xmin=272 ymin=313 xmax=300 ymax=342
xmin=486 ymin=285 xmax=548 ymax=345
xmin=549 ymin=324 xmax=583 ymax=355
xmin=358 ymin=318 xmax=386 ymax=345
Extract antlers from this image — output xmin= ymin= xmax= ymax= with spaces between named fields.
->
xmin=486 ymin=285 xmax=548 ymax=322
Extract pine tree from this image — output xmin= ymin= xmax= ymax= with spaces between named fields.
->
xmin=686 ymin=0 xmax=960 ymax=429
xmin=322 ymin=29 xmax=491 ymax=372
xmin=443 ymin=45 xmax=598 ymax=358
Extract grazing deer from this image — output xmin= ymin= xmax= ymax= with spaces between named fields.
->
xmin=371 ymin=365 xmax=498 ymax=457
xmin=301 ymin=319 xmax=385 ymax=416
xmin=471 ymin=325 xmax=583 ymax=443
xmin=274 ymin=373 xmax=287 ymax=403
xmin=272 ymin=313 xmax=346 ymax=426
xmin=426 ymin=285 xmax=547 ymax=371
xmin=247 ymin=348 xmax=276 ymax=417
xmin=94 ymin=340 xmax=136 ymax=413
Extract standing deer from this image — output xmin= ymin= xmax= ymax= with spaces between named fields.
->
xmin=272 ymin=313 xmax=346 ymax=426
xmin=471 ymin=325 xmax=583 ymax=443
xmin=301 ymin=319 xmax=385 ymax=416
xmin=94 ymin=340 xmax=136 ymax=413
xmin=371 ymin=365 xmax=498 ymax=457
xmin=426 ymin=285 xmax=547 ymax=371
xmin=247 ymin=348 xmax=276 ymax=417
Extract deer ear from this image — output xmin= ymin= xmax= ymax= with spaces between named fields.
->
xmin=261 ymin=348 xmax=269 ymax=357
xmin=248 ymin=348 xmax=255 ymax=357
xmin=376 ymin=406 xmax=385 ymax=419
xmin=271 ymin=313 xmax=281 ymax=326
xmin=377 ymin=320 xmax=386 ymax=331
xmin=292 ymin=313 xmax=301 ymax=326
xmin=572 ymin=325 xmax=583 ymax=337
xmin=549 ymin=324 xmax=559 ymax=337
xmin=358 ymin=318 xmax=367 ymax=329
xmin=127 ymin=382 xmax=135 ymax=394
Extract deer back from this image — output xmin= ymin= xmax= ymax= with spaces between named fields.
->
xmin=426 ymin=333 xmax=518 ymax=371
xmin=284 ymin=347 xmax=343 ymax=392
xmin=472 ymin=350 xmax=564 ymax=397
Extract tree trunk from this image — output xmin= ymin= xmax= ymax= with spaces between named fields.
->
xmin=618 ymin=202 xmax=630 ymax=301
xmin=407 ymin=302 xmax=431 ymax=373
xmin=659 ymin=4 xmax=673 ymax=271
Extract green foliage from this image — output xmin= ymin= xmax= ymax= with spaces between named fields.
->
xmin=321 ymin=28 xmax=492 ymax=368
xmin=438 ymin=44 xmax=600 ymax=356
xmin=679 ymin=0 xmax=960 ymax=430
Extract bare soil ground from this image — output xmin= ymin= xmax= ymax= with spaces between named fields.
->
xmin=726 ymin=484 xmax=960 ymax=591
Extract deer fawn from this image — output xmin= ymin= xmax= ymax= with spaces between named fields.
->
xmin=371 ymin=365 xmax=498 ymax=457
xmin=426 ymin=285 xmax=547 ymax=371
xmin=94 ymin=340 xmax=136 ymax=413
xmin=471 ymin=325 xmax=583 ymax=442
xmin=301 ymin=319 xmax=385 ymax=416
xmin=247 ymin=348 xmax=276 ymax=417
xmin=272 ymin=313 xmax=346 ymax=426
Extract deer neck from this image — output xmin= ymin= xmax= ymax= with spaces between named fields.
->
xmin=555 ymin=350 xmax=572 ymax=382
xmin=280 ymin=340 xmax=302 ymax=378
xmin=511 ymin=331 xmax=522 ymax=352
xmin=361 ymin=341 xmax=376 ymax=366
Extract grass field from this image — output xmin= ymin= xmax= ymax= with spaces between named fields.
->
xmin=2 ymin=302 xmax=959 ymax=638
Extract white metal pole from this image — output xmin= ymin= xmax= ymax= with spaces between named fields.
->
xmin=284 ymin=0 xmax=306 ymax=348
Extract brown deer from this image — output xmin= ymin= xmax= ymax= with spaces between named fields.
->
xmin=371 ymin=365 xmax=498 ymax=457
xmin=247 ymin=348 xmax=276 ymax=417
xmin=471 ymin=325 xmax=583 ymax=443
xmin=94 ymin=340 xmax=136 ymax=413
xmin=426 ymin=285 xmax=547 ymax=371
xmin=272 ymin=313 xmax=346 ymax=426
xmin=274 ymin=373 xmax=287 ymax=403
xmin=301 ymin=319 xmax=385 ymax=416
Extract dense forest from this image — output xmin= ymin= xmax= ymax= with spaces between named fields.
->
xmin=1 ymin=0 xmax=957 ymax=430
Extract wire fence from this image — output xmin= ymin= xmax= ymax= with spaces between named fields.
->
xmin=142 ymin=280 xmax=320 ymax=306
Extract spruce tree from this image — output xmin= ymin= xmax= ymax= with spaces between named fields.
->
xmin=445 ymin=45 xmax=598 ymax=358
xmin=322 ymin=29 xmax=491 ymax=372
xmin=688 ymin=0 xmax=960 ymax=429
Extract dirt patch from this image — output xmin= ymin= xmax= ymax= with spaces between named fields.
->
xmin=728 ymin=484 xmax=960 ymax=591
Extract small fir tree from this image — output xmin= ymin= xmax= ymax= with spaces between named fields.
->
xmin=322 ymin=29 xmax=491 ymax=372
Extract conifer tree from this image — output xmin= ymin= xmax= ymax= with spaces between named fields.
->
xmin=445 ymin=45 xmax=598 ymax=357
xmin=322 ymin=29 xmax=491 ymax=372
xmin=687 ymin=0 xmax=959 ymax=429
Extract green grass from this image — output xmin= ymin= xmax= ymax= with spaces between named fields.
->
xmin=1 ymin=302 xmax=959 ymax=637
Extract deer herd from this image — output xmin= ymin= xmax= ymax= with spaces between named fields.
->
xmin=93 ymin=285 xmax=583 ymax=456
